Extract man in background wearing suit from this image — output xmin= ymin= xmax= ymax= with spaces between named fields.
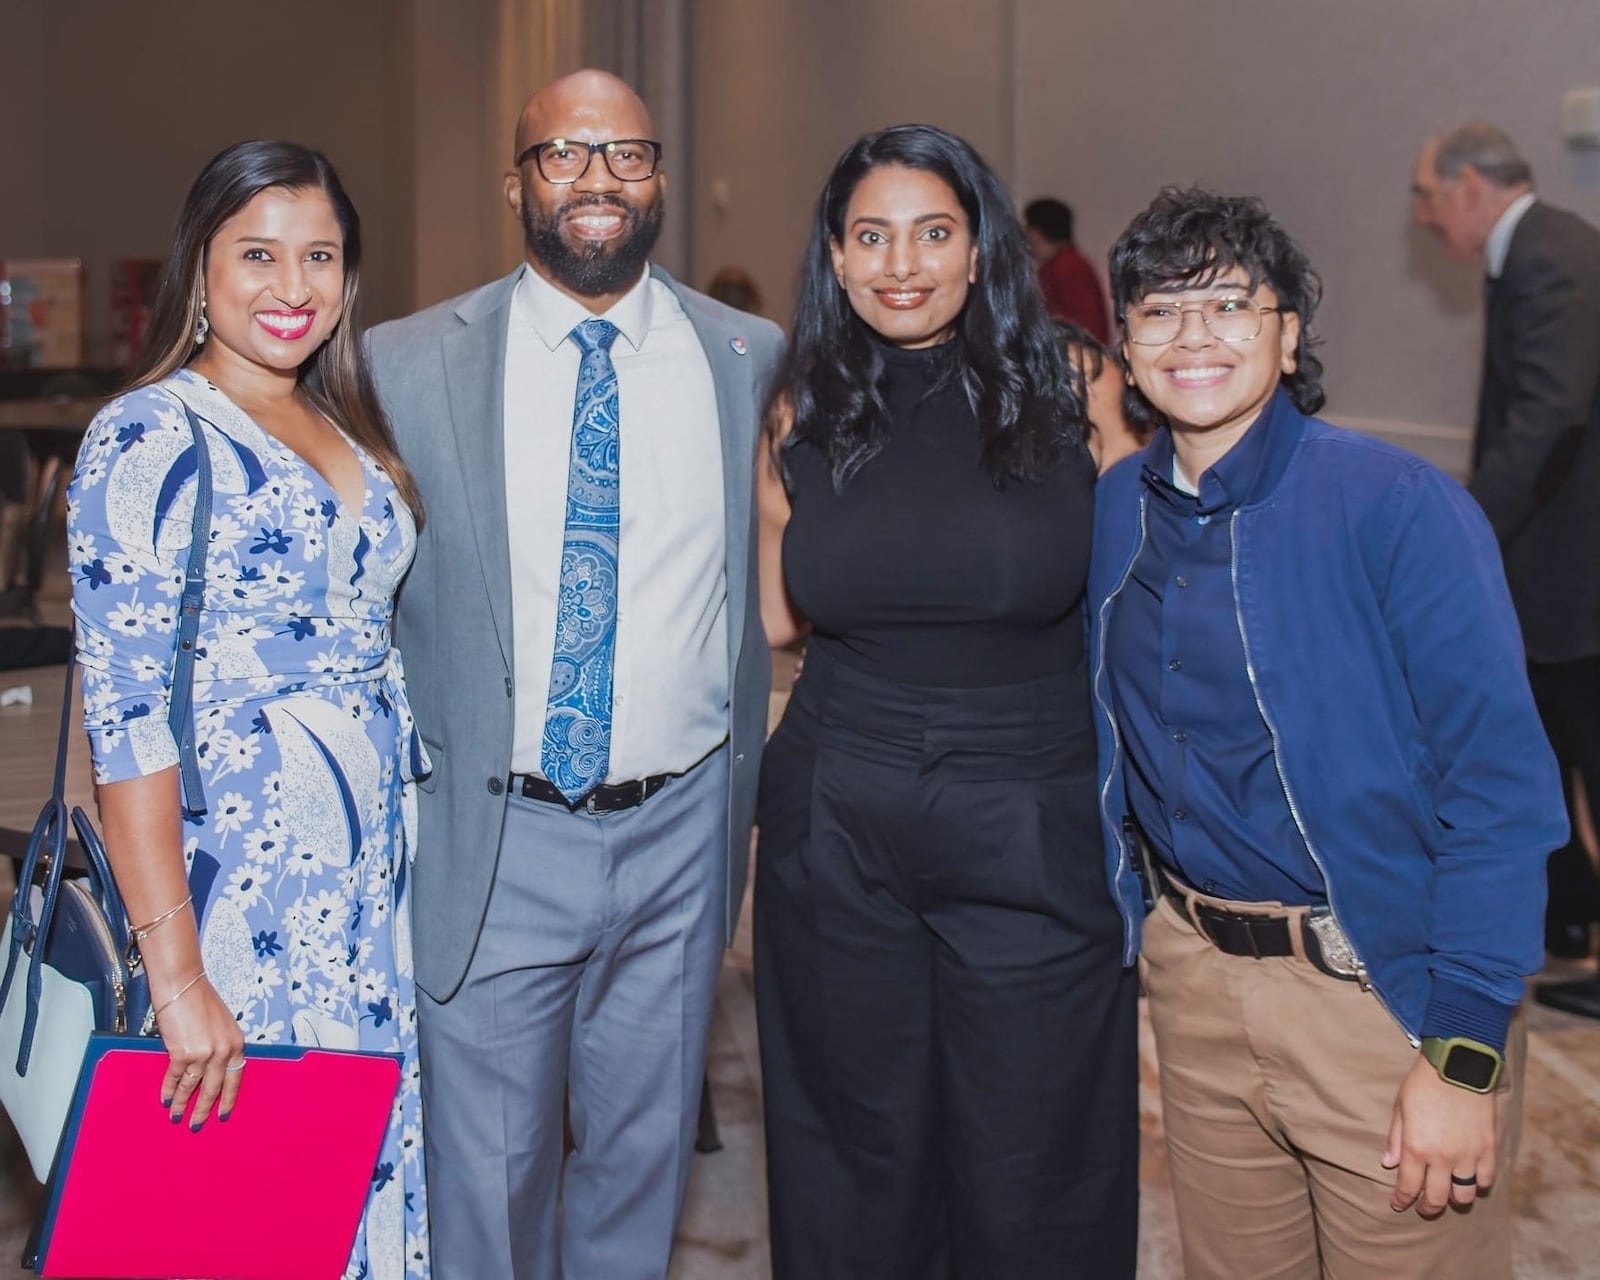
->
xmin=369 ymin=69 xmax=784 ymax=1278
xmin=1412 ymin=121 xmax=1600 ymax=1012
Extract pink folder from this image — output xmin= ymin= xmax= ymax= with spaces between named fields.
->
xmin=27 ymin=1033 xmax=401 ymax=1279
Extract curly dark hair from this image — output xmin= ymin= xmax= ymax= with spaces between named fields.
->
xmin=767 ymin=123 xmax=1081 ymax=490
xmin=1108 ymin=187 xmax=1325 ymax=436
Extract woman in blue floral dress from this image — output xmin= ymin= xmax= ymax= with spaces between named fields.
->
xmin=67 ymin=141 xmax=430 ymax=1279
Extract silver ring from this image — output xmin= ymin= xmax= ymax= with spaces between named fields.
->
xmin=224 ymin=1061 xmax=246 ymax=1073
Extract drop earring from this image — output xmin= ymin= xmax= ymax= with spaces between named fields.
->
xmin=194 ymin=301 xmax=209 ymax=345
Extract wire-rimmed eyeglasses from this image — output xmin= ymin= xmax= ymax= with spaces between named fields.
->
xmin=516 ymin=138 xmax=663 ymax=185
xmin=1123 ymin=298 xmax=1281 ymax=346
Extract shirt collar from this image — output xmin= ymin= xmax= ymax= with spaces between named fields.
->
xmin=1141 ymin=399 xmax=1278 ymax=517
xmin=1485 ymin=192 xmax=1536 ymax=279
xmin=511 ymin=261 xmax=655 ymax=353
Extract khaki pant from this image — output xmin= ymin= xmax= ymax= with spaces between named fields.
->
xmin=1142 ymin=894 xmax=1524 ymax=1280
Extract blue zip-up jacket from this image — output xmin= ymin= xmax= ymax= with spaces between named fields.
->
xmin=1089 ymin=390 xmax=1568 ymax=1048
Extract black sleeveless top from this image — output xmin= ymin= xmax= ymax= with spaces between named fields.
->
xmin=781 ymin=340 xmax=1095 ymax=688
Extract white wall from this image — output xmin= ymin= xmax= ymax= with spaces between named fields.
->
xmin=691 ymin=0 xmax=1014 ymax=320
xmin=690 ymin=0 xmax=1600 ymax=461
xmin=8 ymin=0 xmax=1598 ymax=435
xmin=0 ymin=0 xmax=683 ymax=350
xmin=0 ymin=0 xmax=540 ymax=356
xmin=22 ymin=1 xmax=416 ymax=357
xmin=0 ymin=3 xmax=46 ymax=257
xmin=1016 ymin=0 xmax=1600 ymax=454
xmin=411 ymin=0 xmax=503 ymax=307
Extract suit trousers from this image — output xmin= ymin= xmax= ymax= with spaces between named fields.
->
xmin=1528 ymin=655 xmax=1600 ymax=931
xmin=754 ymin=647 xmax=1139 ymax=1280
xmin=417 ymin=747 xmax=729 ymax=1280
xmin=1143 ymin=894 xmax=1525 ymax=1280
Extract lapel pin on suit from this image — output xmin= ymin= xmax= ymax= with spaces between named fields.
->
xmin=730 ymin=337 xmax=748 ymax=356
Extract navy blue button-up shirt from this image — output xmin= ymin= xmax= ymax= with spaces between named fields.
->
xmin=1106 ymin=420 xmax=1325 ymax=905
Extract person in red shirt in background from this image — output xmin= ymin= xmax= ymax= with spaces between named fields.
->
xmin=1025 ymin=197 xmax=1111 ymax=344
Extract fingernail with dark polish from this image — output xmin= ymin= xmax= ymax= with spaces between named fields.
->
xmin=160 ymin=1097 xmax=172 ymax=1108
xmin=170 ymin=1113 xmax=183 ymax=1124
xmin=189 ymin=1121 xmax=204 ymax=1133
xmin=218 ymin=1112 xmax=230 ymax=1124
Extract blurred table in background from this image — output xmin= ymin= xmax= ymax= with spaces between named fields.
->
xmin=0 ymin=665 xmax=92 ymax=876
xmin=0 ymin=381 xmax=112 ymax=618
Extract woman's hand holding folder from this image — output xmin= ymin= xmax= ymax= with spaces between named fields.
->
xmin=150 ymin=965 xmax=246 ymax=1128
xmin=97 ymin=771 xmax=249 ymax=1128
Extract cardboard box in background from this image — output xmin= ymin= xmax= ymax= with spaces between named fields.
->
xmin=0 ymin=259 xmax=85 ymax=368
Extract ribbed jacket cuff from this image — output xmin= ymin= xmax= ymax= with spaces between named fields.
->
xmin=1419 ymin=978 xmax=1516 ymax=1051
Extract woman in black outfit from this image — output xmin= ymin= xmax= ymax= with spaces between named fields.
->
xmin=755 ymin=124 xmax=1139 ymax=1280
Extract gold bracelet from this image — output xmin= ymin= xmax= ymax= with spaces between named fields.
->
xmin=125 ymin=894 xmax=194 ymax=973
xmin=131 ymin=894 xmax=193 ymax=938
xmin=151 ymin=970 xmax=207 ymax=1023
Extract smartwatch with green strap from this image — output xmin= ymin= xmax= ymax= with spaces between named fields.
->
xmin=1420 ymin=1036 xmax=1504 ymax=1094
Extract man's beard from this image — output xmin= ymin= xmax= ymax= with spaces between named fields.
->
xmin=522 ymin=191 xmax=664 ymax=297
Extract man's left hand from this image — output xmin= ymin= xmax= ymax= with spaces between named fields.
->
xmin=1382 ymin=1054 xmax=1498 ymax=1216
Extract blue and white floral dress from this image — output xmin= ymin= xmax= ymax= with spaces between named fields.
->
xmin=66 ymin=368 xmax=430 ymax=1279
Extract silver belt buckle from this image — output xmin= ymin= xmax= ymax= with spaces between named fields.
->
xmin=1306 ymin=911 xmax=1364 ymax=982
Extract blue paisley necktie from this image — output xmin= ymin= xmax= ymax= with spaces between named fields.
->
xmin=541 ymin=317 xmax=621 ymax=803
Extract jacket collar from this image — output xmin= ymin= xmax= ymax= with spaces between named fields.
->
xmin=1485 ymin=192 xmax=1537 ymax=279
xmin=1140 ymin=386 xmax=1307 ymax=514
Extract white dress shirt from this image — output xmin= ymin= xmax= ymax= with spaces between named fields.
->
xmin=1485 ymin=191 xmax=1536 ymax=279
xmin=503 ymin=264 xmax=728 ymax=782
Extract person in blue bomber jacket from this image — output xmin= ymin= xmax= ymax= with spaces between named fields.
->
xmin=1089 ymin=187 xmax=1568 ymax=1280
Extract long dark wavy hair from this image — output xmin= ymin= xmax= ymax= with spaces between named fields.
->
xmin=766 ymin=124 xmax=1081 ymax=490
xmin=1108 ymin=187 xmax=1325 ymax=438
xmin=128 ymin=139 xmax=424 ymax=525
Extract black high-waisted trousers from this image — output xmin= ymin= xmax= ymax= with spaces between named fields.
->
xmin=754 ymin=645 xmax=1139 ymax=1280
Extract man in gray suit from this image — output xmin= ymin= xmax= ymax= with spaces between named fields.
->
xmin=1412 ymin=121 xmax=1600 ymax=996
xmin=368 ymin=69 xmax=783 ymax=1278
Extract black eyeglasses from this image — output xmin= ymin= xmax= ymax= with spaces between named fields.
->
xmin=515 ymin=138 xmax=663 ymax=184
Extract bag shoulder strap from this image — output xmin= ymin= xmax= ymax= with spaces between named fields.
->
xmin=41 ymin=396 xmax=211 ymax=811
xmin=0 ymin=396 xmax=211 ymax=1069
xmin=167 ymin=400 xmax=213 ymax=816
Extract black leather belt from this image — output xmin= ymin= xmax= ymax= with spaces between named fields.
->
xmin=1154 ymin=864 xmax=1361 ymax=983
xmin=509 ymin=771 xmax=673 ymax=814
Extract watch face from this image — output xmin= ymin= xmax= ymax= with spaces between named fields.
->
xmin=1444 ymin=1044 xmax=1500 ymax=1091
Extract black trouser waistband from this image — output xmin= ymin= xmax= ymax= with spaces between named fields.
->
xmin=508 ymin=771 xmax=672 ymax=814
xmin=508 ymin=740 xmax=724 ymax=815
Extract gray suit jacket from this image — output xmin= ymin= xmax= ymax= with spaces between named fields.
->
xmin=1473 ymin=200 xmax=1600 ymax=663
xmin=368 ymin=265 xmax=785 ymax=1001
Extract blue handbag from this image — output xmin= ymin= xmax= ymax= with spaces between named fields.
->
xmin=0 ymin=396 xmax=213 ymax=1181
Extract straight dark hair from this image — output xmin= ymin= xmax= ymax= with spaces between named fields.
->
xmin=767 ymin=123 xmax=1081 ymax=490
xmin=128 ymin=139 xmax=424 ymax=525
